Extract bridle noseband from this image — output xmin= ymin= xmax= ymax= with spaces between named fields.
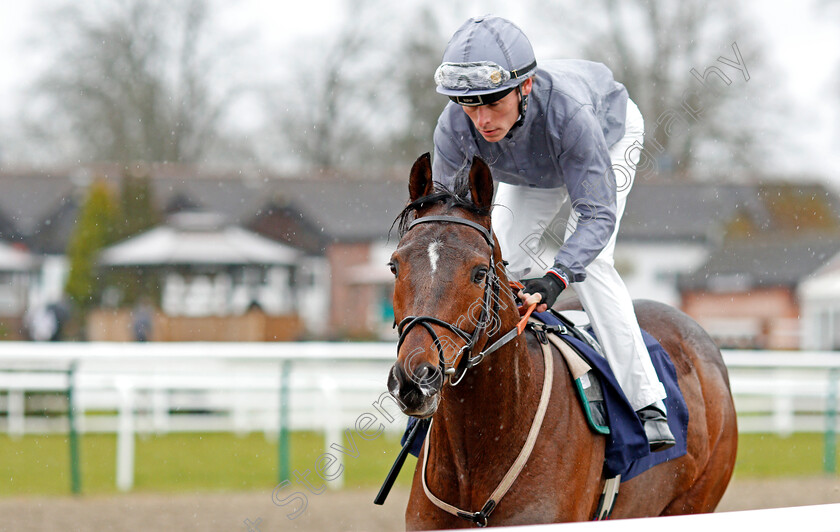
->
xmin=396 ymin=215 xmax=512 ymax=386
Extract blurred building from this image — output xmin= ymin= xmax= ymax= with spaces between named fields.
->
xmin=798 ymin=251 xmax=840 ymax=350
xmin=0 ymin=166 xmax=407 ymax=340
xmin=238 ymin=177 xmax=405 ymax=340
xmin=0 ymin=240 xmax=37 ymax=339
xmin=672 ymin=184 xmax=840 ymax=349
xmin=1 ymin=166 xmax=840 ymax=346
xmin=678 ymin=234 xmax=840 ymax=349
xmin=91 ymin=211 xmax=304 ymax=341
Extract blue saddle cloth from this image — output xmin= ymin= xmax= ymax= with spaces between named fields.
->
xmin=402 ymin=311 xmax=689 ymax=481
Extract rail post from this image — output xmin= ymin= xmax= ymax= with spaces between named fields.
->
xmin=116 ymin=380 xmax=136 ymax=491
xmin=825 ymin=368 xmax=839 ymax=474
xmin=66 ymin=361 xmax=81 ymax=494
xmin=278 ymin=360 xmax=292 ymax=484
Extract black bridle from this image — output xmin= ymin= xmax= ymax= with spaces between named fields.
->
xmin=396 ymin=215 xmax=510 ymax=386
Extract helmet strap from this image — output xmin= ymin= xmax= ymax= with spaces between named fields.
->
xmin=512 ymin=86 xmax=529 ymax=130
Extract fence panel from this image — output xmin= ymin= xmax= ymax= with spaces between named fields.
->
xmin=2 ymin=343 xmax=840 ymax=491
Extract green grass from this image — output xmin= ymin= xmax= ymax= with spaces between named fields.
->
xmin=734 ymin=433 xmax=838 ymax=477
xmin=0 ymin=430 xmax=417 ymax=496
xmin=0 ymin=430 xmax=836 ymax=496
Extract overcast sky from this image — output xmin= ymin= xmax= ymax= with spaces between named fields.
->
xmin=0 ymin=0 xmax=838 ymax=186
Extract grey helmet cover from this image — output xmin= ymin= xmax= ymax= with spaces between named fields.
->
xmin=435 ymin=15 xmax=537 ymax=106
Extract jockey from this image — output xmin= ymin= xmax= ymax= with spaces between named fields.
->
xmin=432 ymin=15 xmax=675 ymax=451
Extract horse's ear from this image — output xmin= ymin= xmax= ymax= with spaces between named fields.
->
xmin=468 ymin=156 xmax=494 ymax=210
xmin=409 ymin=153 xmax=434 ymax=202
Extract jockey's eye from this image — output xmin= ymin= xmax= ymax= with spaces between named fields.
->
xmin=472 ymin=266 xmax=488 ymax=284
xmin=388 ymin=261 xmax=398 ymax=277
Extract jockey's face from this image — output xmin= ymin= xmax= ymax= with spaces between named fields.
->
xmin=461 ymin=78 xmax=532 ymax=143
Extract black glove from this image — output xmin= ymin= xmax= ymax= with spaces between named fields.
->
xmin=520 ymin=270 xmax=567 ymax=309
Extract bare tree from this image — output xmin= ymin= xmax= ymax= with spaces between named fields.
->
xmin=261 ymin=1 xmax=491 ymax=173
xmin=820 ymin=0 xmax=840 ymax=150
xmin=536 ymin=0 xmax=775 ymax=179
xmin=385 ymin=6 xmax=448 ymax=167
xmin=22 ymin=0 xmax=251 ymax=165
xmin=262 ymin=0 xmax=381 ymax=172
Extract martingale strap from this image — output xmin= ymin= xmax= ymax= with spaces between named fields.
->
xmin=420 ymin=328 xmax=554 ymax=527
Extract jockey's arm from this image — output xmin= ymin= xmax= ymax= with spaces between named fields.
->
xmin=551 ymin=105 xmax=617 ymax=283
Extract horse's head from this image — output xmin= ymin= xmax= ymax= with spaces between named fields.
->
xmin=387 ymin=153 xmax=514 ymax=418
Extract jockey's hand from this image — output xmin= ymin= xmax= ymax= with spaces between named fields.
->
xmin=518 ymin=271 xmax=567 ymax=313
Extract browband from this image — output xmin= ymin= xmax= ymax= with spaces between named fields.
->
xmin=407 ymin=215 xmax=493 ymax=246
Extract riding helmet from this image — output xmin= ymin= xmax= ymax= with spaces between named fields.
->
xmin=434 ymin=15 xmax=537 ymax=107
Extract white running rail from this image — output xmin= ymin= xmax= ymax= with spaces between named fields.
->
xmin=1 ymin=343 xmax=839 ymax=491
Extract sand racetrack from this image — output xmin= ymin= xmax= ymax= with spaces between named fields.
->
xmin=0 ymin=477 xmax=839 ymax=531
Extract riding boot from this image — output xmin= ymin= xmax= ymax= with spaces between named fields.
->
xmin=637 ymin=400 xmax=675 ymax=452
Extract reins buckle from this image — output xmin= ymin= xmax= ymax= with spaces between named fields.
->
xmin=528 ymin=321 xmax=568 ymax=345
xmin=530 ymin=323 xmax=550 ymax=345
xmin=468 ymin=351 xmax=485 ymax=367
xmin=457 ymin=499 xmax=496 ymax=528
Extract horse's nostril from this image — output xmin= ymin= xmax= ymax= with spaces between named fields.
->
xmin=416 ymin=365 xmax=431 ymax=379
xmin=414 ymin=363 xmax=442 ymax=396
xmin=408 ymin=363 xmax=428 ymax=383
xmin=389 ymin=361 xmax=442 ymax=405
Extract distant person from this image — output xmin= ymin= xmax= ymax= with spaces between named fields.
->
xmin=431 ymin=15 xmax=673 ymax=450
xmin=132 ymin=299 xmax=154 ymax=342
xmin=25 ymin=304 xmax=56 ymax=342
xmin=46 ymin=301 xmax=69 ymax=341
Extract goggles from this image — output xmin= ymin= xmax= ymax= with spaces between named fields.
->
xmin=434 ymin=60 xmax=537 ymax=107
xmin=435 ymin=61 xmax=512 ymax=91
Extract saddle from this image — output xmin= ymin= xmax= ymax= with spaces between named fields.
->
xmin=527 ymin=309 xmax=610 ymax=434
xmin=521 ymin=308 xmax=689 ymax=481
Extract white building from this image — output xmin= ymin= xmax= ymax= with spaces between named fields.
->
xmin=99 ymin=212 xmax=303 ymax=318
xmin=798 ymin=252 xmax=840 ymax=350
xmin=0 ymin=241 xmax=36 ymax=317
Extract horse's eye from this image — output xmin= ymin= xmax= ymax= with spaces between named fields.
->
xmin=388 ymin=261 xmax=398 ymax=277
xmin=472 ymin=267 xmax=488 ymax=284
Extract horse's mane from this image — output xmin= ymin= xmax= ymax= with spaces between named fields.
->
xmin=393 ymin=170 xmax=490 ymax=239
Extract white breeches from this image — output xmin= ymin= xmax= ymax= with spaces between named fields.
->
xmin=492 ymin=99 xmax=666 ymax=410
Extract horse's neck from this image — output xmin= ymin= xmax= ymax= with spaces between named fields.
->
xmin=431 ymin=334 xmax=542 ymax=485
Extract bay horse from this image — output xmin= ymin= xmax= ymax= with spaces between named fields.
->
xmin=386 ymin=153 xmax=738 ymax=528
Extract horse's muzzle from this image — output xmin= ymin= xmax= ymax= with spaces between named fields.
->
xmin=387 ymin=361 xmax=442 ymax=418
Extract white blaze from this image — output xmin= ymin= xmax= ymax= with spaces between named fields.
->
xmin=428 ymin=241 xmax=441 ymax=273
